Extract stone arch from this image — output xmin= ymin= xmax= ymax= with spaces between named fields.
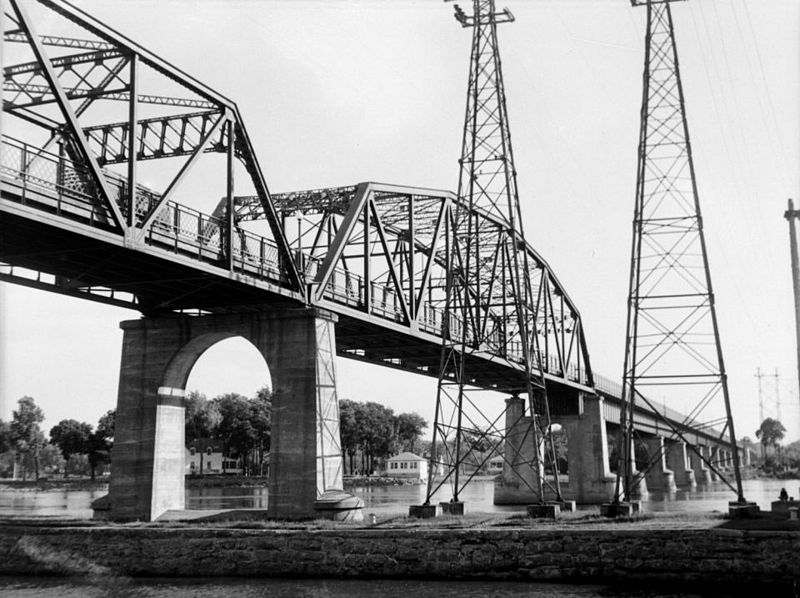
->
xmin=162 ymin=332 xmax=272 ymax=397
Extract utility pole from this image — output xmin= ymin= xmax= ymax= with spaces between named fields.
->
xmin=756 ymin=367 xmax=764 ymax=423
xmin=784 ymin=199 xmax=800 ymax=427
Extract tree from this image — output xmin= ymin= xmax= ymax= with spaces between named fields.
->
xmin=184 ymin=392 xmax=222 ymax=474
xmin=49 ymin=419 xmax=91 ymax=478
xmin=755 ymin=417 xmax=786 ymax=464
xmin=251 ymin=387 xmax=272 ymax=475
xmin=395 ymin=412 xmax=427 ymax=454
xmin=213 ymin=393 xmax=270 ymax=475
xmin=87 ymin=411 xmax=116 ymax=480
xmin=97 ymin=410 xmax=116 ymax=443
xmin=359 ymin=402 xmax=396 ymax=473
xmin=339 ymin=399 xmax=363 ymax=474
xmin=10 ymin=397 xmax=45 ymax=480
xmin=185 ymin=391 xmax=220 ymax=443
xmin=0 ymin=420 xmax=11 ymax=455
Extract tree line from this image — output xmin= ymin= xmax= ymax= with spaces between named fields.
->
xmin=184 ymin=388 xmax=271 ymax=476
xmin=339 ymin=399 xmax=427 ymax=475
xmin=1 ymin=393 xmax=427 ymax=480
xmin=0 ymin=396 xmax=114 ymax=480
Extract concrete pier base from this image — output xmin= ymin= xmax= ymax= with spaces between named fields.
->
xmin=102 ymin=309 xmax=346 ymax=522
xmin=440 ymin=501 xmax=465 ymax=516
xmin=527 ymin=503 xmax=560 ymax=519
xmin=600 ymin=501 xmax=642 ymax=517
xmin=409 ymin=504 xmax=437 ymax=518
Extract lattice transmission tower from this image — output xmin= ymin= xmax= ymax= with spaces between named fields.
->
xmin=617 ymin=0 xmax=745 ymax=504
xmin=421 ymin=0 xmax=562 ymax=512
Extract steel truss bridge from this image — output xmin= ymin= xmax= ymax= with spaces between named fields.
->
xmin=0 ymin=0 xmax=733 ymax=453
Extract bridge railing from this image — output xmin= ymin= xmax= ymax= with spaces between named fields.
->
xmin=1 ymin=135 xmax=287 ymax=284
xmin=1 ymin=136 xmax=591 ymax=386
xmin=0 ymin=136 xmax=117 ymax=228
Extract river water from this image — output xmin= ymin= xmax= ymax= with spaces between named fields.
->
xmin=1 ymin=477 xmax=795 ymax=519
xmin=0 ymin=478 xmax=793 ymax=597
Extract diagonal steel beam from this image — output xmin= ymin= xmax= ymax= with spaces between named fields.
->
xmin=11 ymin=0 xmax=126 ymax=231
xmin=138 ymin=112 xmax=226 ymax=232
xmin=312 ymin=182 xmax=370 ymax=301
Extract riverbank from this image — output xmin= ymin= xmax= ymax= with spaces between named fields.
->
xmin=1 ymin=512 xmax=797 ymax=595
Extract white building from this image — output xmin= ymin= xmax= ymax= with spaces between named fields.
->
xmin=488 ymin=455 xmax=504 ymax=475
xmin=385 ymin=452 xmax=428 ymax=481
xmin=185 ymin=446 xmax=240 ymax=475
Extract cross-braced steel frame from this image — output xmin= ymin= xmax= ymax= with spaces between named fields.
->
xmin=419 ymin=0 xmax=563 ymax=510
xmin=616 ymin=0 xmax=745 ymax=504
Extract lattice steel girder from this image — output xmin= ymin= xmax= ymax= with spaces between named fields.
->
xmin=3 ymin=48 xmax=124 ymax=76
xmin=82 ymin=110 xmax=226 ymax=165
xmin=4 ymin=30 xmax=116 ymax=50
xmin=4 ymin=82 xmax=214 ymax=110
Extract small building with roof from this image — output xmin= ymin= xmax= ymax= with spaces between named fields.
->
xmin=385 ymin=452 xmax=428 ymax=481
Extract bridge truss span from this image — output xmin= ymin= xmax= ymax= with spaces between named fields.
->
xmin=230 ymin=182 xmax=595 ymax=393
xmin=1 ymin=0 xmax=594 ymax=394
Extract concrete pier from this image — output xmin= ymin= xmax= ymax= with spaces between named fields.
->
xmin=557 ymin=394 xmax=615 ymax=503
xmin=642 ymin=436 xmax=676 ymax=492
xmin=105 ymin=308 xmax=346 ymax=522
xmin=709 ymin=446 xmax=721 ymax=482
xmin=494 ymin=396 xmax=544 ymax=504
xmin=690 ymin=445 xmax=713 ymax=484
xmin=666 ymin=441 xmax=696 ymax=488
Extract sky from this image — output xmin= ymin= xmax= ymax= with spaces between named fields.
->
xmin=1 ymin=0 xmax=799 ymax=443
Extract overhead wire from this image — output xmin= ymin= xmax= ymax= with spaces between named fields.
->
xmin=685 ymin=1 xmax=782 ymax=342
xmin=738 ymin=0 xmax=796 ymax=191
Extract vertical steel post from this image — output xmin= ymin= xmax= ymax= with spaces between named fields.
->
xmin=785 ymin=199 xmax=800 ymax=428
xmin=127 ymin=54 xmax=139 ymax=228
xmin=225 ymin=119 xmax=235 ymax=270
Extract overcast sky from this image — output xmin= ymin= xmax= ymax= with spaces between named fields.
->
xmin=1 ymin=0 xmax=799 ymax=443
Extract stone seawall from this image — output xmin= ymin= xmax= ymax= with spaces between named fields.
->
xmin=1 ymin=524 xmax=797 ymax=592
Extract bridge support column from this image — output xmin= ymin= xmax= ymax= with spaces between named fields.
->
xmin=742 ymin=446 xmax=751 ymax=467
xmin=690 ymin=445 xmax=713 ymax=484
xmin=642 ymin=436 xmax=676 ymax=492
xmin=557 ymin=394 xmax=615 ymax=503
xmin=101 ymin=308 xmax=348 ymax=522
xmin=665 ymin=440 xmax=696 ymax=488
xmin=709 ymin=446 xmax=721 ymax=482
xmin=494 ymin=396 xmax=544 ymax=504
